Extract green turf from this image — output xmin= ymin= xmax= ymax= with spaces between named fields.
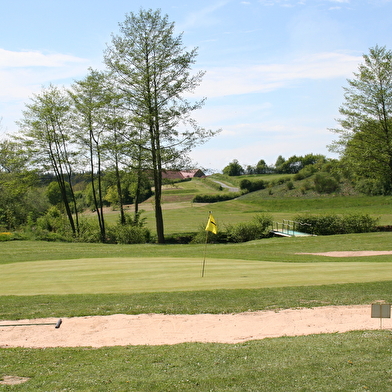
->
xmin=2 ymin=232 xmax=392 ymax=265
xmin=1 ymin=331 xmax=391 ymax=391
xmin=1 ymin=281 xmax=392 ymax=320
xmin=2 ymin=257 xmax=392 ymax=295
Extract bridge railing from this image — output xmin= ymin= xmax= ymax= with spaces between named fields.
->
xmin=272 ymin=220 xmax=312 ymax=236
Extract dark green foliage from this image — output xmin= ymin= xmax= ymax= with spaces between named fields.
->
xmin=46 ymin=181 xmax=72 ymax=206
xmin=286 ymin=180 xmax=294 ymax=190
xmin=277 ymin=154 xmax=326 ymax=174
xmin=354 ymin=178 xmax=389 ymax=196
xmin=225 ymin=214 xmax=273 ymax=243
xmin=293 ymin=164 xmax=317 ymax=181
xmin=107 ymin=225 xmax=150 ymax=244
xmin=222 ymin=159 xmax=244 ymax=176
xmin=193 ymin=192 xmax=242 ymax=203
xmin=106 ymin=212 xmax=150 ymax=244
xmin=329 ymin=46 xmax=392 ymax=193
xmin=294 ymin=213 xmax=379 ymax=235
xmin=239 ymin=178 xmax=267 ymax=192
xmin=314 ymin=172 xmax=340 ymax=193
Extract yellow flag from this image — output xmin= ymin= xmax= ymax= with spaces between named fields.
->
xmin=205 ymin=213 xmax=218 ymax=234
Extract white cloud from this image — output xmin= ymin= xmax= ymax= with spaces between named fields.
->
xmin=0 ymin=48 xmax=90 ymax=135
xmin=177 ymin=1 xmax=230 ymax=30
xmin=0 ymin=48 xmax=89 ymax=101
xmin=0 ymin=48 xmax=87 ymax=68
xmin=195 ymin=51 xmax=361 ymax=98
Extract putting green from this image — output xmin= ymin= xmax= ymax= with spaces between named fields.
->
xmin=2 ymin=257 xmax=392 ymax=295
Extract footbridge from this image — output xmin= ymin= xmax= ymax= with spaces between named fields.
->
xmin=271 ymin=220 xmax=315 ymax=237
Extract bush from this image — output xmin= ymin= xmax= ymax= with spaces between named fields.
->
xmin=294 ymin=213 xmax=379 ymax=235
xmin=293 ymin=165 xmax=317 ymax=181
xmin=107 ymin=225 xmax=150 ymax=244
xmin=239 ymin=179 xmax=267 ymax=192
xmin=355 ymin=178 xmax=388 ymax=196
xmin=193 ymin=192 xmax=242 ymax=203
xmin=286 ymin=181 xmax=294 ymax=190
xmin=314 ymin=173 xmax=340 ymax=194
xmin=225 ymin=214 xmax=273 ymax=243
xmin=190 ymin=228 xmax=227 ymax=244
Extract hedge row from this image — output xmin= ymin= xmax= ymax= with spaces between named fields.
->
xmin=293 ymin=213 xmax=379 ymax=235
xmin=193 ymin=192 xmax=242 ymax=203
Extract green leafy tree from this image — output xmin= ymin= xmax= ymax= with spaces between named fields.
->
xmin=329 ymin=45 xmax=392 ymax=193
xmin=69 ymin=69 xmax=114 ymax=242
xmin=104 ymin=8 xmax=217 ymax=244
xmin=223 ymin=159 xmax=244 ymax=176
xmin=255 ymin=159 xmax=268 ymax=174
xmin=0 ymin=139 xmax=31 ymax=173
xmin=17 ymin=85 xmax=80 ymax=235
xmin=274 ymin=155 xmax=286 ymax=173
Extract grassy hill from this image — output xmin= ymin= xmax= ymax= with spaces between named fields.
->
xmin=101 ymin=173 xmax=392 ymax=237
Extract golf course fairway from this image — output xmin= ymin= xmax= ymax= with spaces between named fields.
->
xmin=1 ymin=257 xmax=392 ymax=295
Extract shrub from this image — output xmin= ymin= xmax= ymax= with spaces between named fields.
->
xmin=355 ymin=178 xmax=388 ymax=196
xmin=225 ymin=214 xmax=273 ymax=243
xmin=193 ymin=193 xmax=242 ymax=203
xmin=293 ymin=165 xmax=317 ymax=181
xmin=286 ymin=181 xmax=294 ymax=190
xmin=107 ymin=225 xmax=150 ymax=244
xmin=294 ymin=213 xmax=379 ymax=235
xmin=239 ymin=179 xmax=267 ymax=192
xmin=314 ymin=173 xmax=340 ymax=194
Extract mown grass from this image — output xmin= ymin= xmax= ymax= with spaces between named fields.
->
xmin=1 ymin=233 xmax=392 ymax=319
xmin=1 ymin=331 xmax=391 ymax=391
xmin=2 ymin=232 xmax=392 ymax=265
xmin=1 ymin=281 xmax=392 ymax=320
xmin=2 ymin=257 xmax=392 ymax=296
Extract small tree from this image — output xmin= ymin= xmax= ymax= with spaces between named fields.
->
xmin=18 ymin=85 xmax=80 ymax=235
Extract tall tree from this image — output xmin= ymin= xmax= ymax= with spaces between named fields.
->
xmin=104 ymin=8 xmax=216 ymax=244
xmin=329 ymin=45 xmax=392 ymax=193
xmin=69 ymin=69 xmax=111 ymax=242
xmin=17 ymin=85 xmax=80 ymax=235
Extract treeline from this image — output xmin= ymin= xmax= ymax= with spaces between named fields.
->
xmin=221 ymin=152 xmax=388 ymax=197
xmin=222 ymin=154 xmax=329 ymax=176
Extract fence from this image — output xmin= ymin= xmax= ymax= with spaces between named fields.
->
xmin=272 ymin=220 xmax=313 ymax=236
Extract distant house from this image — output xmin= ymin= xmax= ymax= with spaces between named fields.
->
xmin=161 ymin=169 xmax=205 ymax=181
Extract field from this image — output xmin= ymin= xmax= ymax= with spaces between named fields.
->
xmin=2 ymin=177 xmax=392 ymax=391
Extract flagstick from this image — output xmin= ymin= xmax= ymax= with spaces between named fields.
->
xmin=201 ymin=229 xmax=209 ymax=277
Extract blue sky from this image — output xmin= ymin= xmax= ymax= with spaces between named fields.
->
xmin=1 ymin=0 xmax=392 ymax=172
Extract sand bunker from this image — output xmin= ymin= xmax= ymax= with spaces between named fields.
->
xmin=0 ymin=305 xmax=389 ymax=348
xmin=298 ymin=251 xmax=392 ymax=257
